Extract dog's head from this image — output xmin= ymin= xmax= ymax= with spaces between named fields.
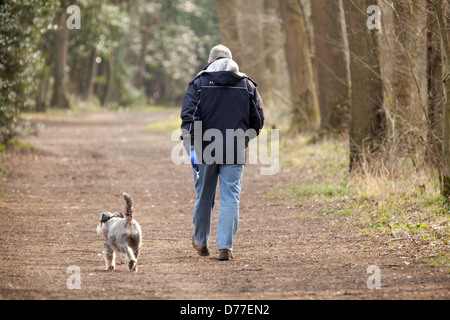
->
xmin=96 ymin=212 xmax=124 ymax=235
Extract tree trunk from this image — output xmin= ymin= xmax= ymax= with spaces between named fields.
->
xmin=262 ymin=0 xmax=278 ymax=114
xmin=134 ymin=8 xmax=155 ymax=89
xmin=435 ymin=0 xmax=450 ymax=198
xmin=240 ymin=0 xmax=268 ymax=96
xmin=35 ymin=66 xmax=51 ymax=112
xmin=85 ymin=47 xmax=98 ymax=102
xmin=51 ymin=9 xmax=70 ymax=109
xmin=217 ymin=0 xmax=243 ymax=65
xmin=427 ymin=0 xmax=445 ymax=170
xmin=310 ymin=0 xmax=350 ymax=133
xmin=343 ymin=0 xmax=385 ymax=171
xmin=379 ymin=0 xmax=428 ymax=128
xmin=101 ymin=49 xmax=115 ymax=106
xmin=279 ymin=0 xmax=320 ymax=132
xmin=262 ymin=0 xmax=292 ymax=127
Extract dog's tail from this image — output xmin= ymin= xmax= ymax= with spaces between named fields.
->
xmin=123 ymin=193 xmax=133 ymax=221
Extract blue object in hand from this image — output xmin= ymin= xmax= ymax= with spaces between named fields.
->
xmin=190 ymin=148 xmax=200 ymax=170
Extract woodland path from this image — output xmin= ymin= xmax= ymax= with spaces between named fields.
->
xmin=0 ymin=110 xmax=448 ymax=300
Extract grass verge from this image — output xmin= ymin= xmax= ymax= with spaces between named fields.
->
xmin=145 ymin=117 xmax=181 ymax=133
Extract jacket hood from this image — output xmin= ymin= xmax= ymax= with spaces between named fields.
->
xmin=205 ymin=58 xmax=244 ymax=75
xmin=193 ymin=58 xmax=256 ymax=86
xmin=203 ymin=71 xmax=246 ymax=86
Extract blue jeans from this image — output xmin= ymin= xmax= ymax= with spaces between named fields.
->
xmin=193 ymin=164 xmax=244 ymax=250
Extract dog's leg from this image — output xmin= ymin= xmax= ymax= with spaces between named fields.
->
xmin=120 ymin=244 xmax=137 ymax=272
xmin=129 ymin=236 xmax=140 ymax=271
xmin=131 ymin=246 xmax=139 ymax=272
xmin=133 ymin=245 xmax=140 ymax=261
xmin=127 ymin=247 xmax=138 ymax=272
xmin=103 ymin=245 xmax=115 ymax=272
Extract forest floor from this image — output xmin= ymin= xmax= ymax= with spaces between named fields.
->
xmin=0 ymin=108 xmax=448 ymax=300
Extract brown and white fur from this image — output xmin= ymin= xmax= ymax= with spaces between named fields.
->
xmin=96 ymin=193 xmax=142 ymax=272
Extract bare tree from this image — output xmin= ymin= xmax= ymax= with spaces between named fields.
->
xmin=240 ymin=0 xmax=268 ymax=97
xmin=434 ymin=0 xmax=450 ymax=198
xmin=262 ymin=0 xmax=292 ymax=127
xmin=217 ymin=0 xmax=243 ymax=65
xmin=279 ymin=0 xmax=320 ymax=132
xmin=380 ymin=0 xmax=428 ymax=125
xmin=310 ymin=0 xmax=350 ymax=133
xmin=343 ymin=0 xmax=385 ymax=171
xmin=427 ymin=0 xmax=445 ymax=171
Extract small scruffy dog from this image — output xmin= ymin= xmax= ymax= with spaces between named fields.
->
xmin=96 ymin=193 xmax=142 ymax=272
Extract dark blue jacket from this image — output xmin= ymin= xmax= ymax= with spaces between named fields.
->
xmin=181 ymin=68 xmax=264 ymax=165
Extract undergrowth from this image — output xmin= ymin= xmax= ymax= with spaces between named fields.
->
xmin=268 ymin=134 xmax=450 ymax=270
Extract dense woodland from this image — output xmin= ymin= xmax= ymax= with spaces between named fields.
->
xmin=1 ymin=0 xmax=450 ymax=198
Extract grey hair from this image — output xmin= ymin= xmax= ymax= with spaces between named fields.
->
xmin=208 ymin=45 xmax=233 ymax=62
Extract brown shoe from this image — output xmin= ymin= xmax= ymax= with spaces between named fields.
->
xmin=218 ymin=249 xmax=234 ymax=261
xmin=192 ymin=236 xmax=210 ymax=256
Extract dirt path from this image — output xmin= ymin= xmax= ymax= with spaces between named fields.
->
xmin=0 ymin=110 xmax=448 ymax=300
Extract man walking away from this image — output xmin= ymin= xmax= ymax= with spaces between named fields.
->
xmin=180 ymin=45 xmax=264 ymax=261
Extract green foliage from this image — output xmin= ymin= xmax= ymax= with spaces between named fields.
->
xmin=145 ymin=0 xmax=220 ymax=104
xmin=0 ymin=0 xmax=56 ymax=144
xmin=1 ymin=0 xmax=220 ymax=142
xmin=66 ymin=0 xmax=220 ymax=106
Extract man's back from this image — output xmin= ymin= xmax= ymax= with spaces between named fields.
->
xmin=181 ymin=59 xmax=264 ymax=164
